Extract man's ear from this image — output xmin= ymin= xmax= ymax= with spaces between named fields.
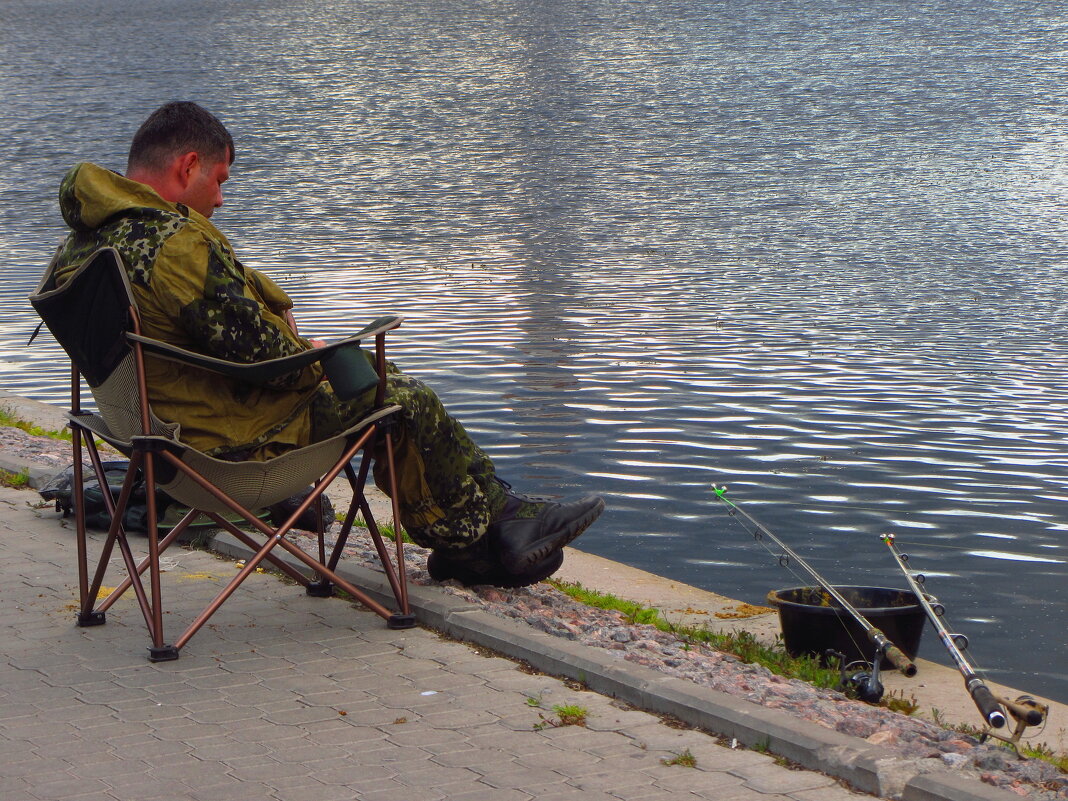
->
xmin=172 ymin=151 xmax=201 ymax=189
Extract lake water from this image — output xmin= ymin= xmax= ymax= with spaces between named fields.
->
xmin=2 ymin=0 xmax=1067 ymax=703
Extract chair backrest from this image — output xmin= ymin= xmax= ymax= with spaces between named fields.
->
xmin=29 ymin=247 xmax=356 ymax=511
xmin=30 ymin=247 xmax=135 ymax=389
xmin=30 ymin=247 xmax=176 ymax=445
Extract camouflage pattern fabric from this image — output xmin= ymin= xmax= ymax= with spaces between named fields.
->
xmin=53 ymin=163 xmax=324 ymax=458
xmin=51 ymin=162 xmax=507 ymax=550
xmin=56 ymin=166 xmax=187 ymax=291
xmin=311 ymin=363 xmax=507 ymax=549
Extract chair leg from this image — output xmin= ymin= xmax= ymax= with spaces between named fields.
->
xmin=70 ymin=444 xmax=174 ymax=650
xmin=202 ymin=512 xmax=314 ymax=588
xmin=80 ymin=441 xmax=135 ymax=614
xmin=76 ymin=444 xmax=146 ymax=627
xmin=105 ymin=453 xmax=168 ymax=646
xmin=141 ymin=451 xmax=170 ymax=655
xmin=328 ymin=457 xmax=372 ymax=566
xmin=153 ymin=439 xmax=407 ymax=649
xmin=333 ymin=444 xmax=412 ymax=621
xmin=277 ymin=535 xmax=414 ymax=628
xmin=70 ymin=425 xmax=105 ymax=626
xmin=75 ymin=418 xmax=420 ymax=657
xmin=96 ymin=508 xmax=202 ymax=614
xmin=381 ymin=428 xmax=410 ymax=617
xmin=173 ymin=535 xmax=281 ymax=650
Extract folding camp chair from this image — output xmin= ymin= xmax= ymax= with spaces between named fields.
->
xmin=30 ymin=247 xmax=416 ymax=661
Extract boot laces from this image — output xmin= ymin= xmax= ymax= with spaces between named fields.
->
xmin=495 ymin=477 xmax=553 ymax=504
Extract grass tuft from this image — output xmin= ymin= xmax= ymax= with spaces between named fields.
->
xmin=534 ymin=703 xmax=589 ymax=730
xmin=335 ymin=514 xmax=414 ymax=544
xmin=552 ymin=704 xmax=588 ymax=726
xmin=0 ymin=468 xmax=31 ymax=488
xmin=548 ymin=578 xmax=842 ymax=690
xmin=549 ymin=578 xmax=662 ymax=625
xmin=880 ymin=689 xmax=919 ymax=716
xmin=0 ymin=409 xmax=71 ymax=441
xmin=661 ymin=748 xmax=697 ymax=768
xmin=1020 ymin=741 xmax=1068 ymax=774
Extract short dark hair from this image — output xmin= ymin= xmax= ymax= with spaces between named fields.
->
xmin=127 ymin=101 xmax=234 ymax=173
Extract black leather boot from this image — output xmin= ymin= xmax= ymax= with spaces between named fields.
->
xmin=489 ymin=494 xmax=605 ymax=573
xmin=426 ymin=544 xmax=564 ymax=588
xmin=426 ymin=481 xmax=605 ymax=588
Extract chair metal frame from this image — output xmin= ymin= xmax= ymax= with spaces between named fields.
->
xmin=31 ymin=247 xmax=416 ymax=661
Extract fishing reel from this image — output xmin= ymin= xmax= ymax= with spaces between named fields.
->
xmin=979 ymin=695 xmax=1049 ymax=753
xmin=827 ymin=649 xmax=884 ymax=704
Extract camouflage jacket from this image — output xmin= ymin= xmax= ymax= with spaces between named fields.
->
xmin=52 ymin=162 xmax=323 ymax=458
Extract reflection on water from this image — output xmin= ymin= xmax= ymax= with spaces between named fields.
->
xmin=1 ymin=0 xmax=1067 ymax=701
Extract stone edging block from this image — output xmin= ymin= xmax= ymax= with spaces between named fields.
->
xmin=0 ymin=452 xmax=56 ymax=489
xmin=902 ymin=772 xmax=1028 ymax=801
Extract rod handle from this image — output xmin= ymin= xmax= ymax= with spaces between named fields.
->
xmin=969 ymin=682 xmax=1006 ymax=728
xmin=884 ymin=645 xmax=917 ymax=677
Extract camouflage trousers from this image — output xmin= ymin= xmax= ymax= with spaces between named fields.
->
xmin=310 ymin=363 xmax=507 ymax=551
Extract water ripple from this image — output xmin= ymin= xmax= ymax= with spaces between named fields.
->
xmin=1 ymin=0 xmax=1066 ymax=700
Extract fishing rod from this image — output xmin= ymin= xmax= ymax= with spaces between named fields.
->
xmin=881 ymin=533 xmax=1008 ymax=729
xmin=712 ymin=486 xmax=917 ymax=704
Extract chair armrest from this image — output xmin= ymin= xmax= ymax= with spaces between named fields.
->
xmin=127 ymin=315 xmax=402 ymax=389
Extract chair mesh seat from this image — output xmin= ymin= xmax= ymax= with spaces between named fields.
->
xmin=158 ymin=405 xmax=399 ymax=514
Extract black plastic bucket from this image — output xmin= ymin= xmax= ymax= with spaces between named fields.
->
xmin=766 ymin=585 xmax=928 ymax=668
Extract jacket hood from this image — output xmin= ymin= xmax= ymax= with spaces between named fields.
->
xmin=59 ymin=162 xmax=178 ymax=232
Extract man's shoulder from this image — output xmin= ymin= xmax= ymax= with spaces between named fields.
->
xmin=78 ymin=210 xmax=199 ymax=289
xmin=112 ymin=197 xmax=236 ymax=277
xmin=55 ymin=162 xmax=194 ymax=282
xmin=53 ymin=162 xmax=241 ymax=294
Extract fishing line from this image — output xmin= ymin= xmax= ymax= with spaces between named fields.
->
xmin=711 ymin=494 xmax=871 ymax=665
xmin=880 ymin=535 xmax=1007 ymax=678
xmin=711 ymin=487 xmax=1050 ymax=732
xmin=712 ymin=497 xmax=1062 ymax=558
xmin=712 ymin=485 xmax=917 ymax=703
xmin=711 ymin=495 xmax=1064 ymax=539
xmin=883 ymin=533 xmax=1007 ymax=729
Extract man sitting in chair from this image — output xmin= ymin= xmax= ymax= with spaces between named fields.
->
xmin=50 ymin=100 xmax=604 ymax=588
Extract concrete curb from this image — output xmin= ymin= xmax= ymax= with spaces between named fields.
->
xmin=0 ymin=389 xmax=70 ymax=490
xmin=0 ymin=389 xmax=69 ymax=432
xmin=206 ymin=529 xmax=1022 ymax=801
xmin=0 ymin=451 xmax=56 ymax=489
xmin=902 ymin=773 xmax=1030 ymax=801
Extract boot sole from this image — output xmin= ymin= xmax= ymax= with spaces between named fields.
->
xmin=428 ymin=547 xmax=564 ymax=589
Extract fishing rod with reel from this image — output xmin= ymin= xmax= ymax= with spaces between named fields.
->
xmin=713 ymin=485 xmax=917 ymax=703
xmin=882 ymin=533 xmax=1042 ymax=735
xmin=823 ymin=648 xmax=891 ymax=705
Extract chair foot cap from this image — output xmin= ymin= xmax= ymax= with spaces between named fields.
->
xmin=306 ymin=580 xmax=334 ymax=597
xmin=77 ymin=610 xmax=106 ymax=627
xmin=387 ymin=613 xmax=417 ymax=630
xmin=148 ymin=644 xmax=180 ymax=662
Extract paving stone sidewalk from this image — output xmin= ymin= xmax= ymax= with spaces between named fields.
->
xmin=0 ymin=485 xmax=876 ymax=801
